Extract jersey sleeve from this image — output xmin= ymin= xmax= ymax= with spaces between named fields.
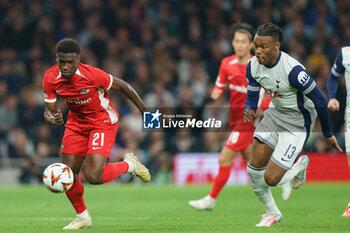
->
xmin=214 ymin=60 xmax=228 ymax=91
xmin=42 ymin=71 xmax=57 ymax=103
xmin=327 ymin=49 xmax=344 ymax=99
xmin=331 ymin=49 xmax=345 ymax=77
xmin=289 ymin=65 xmax=333 ymax=137
xmin=93 ymin=67 xmax=113 ymax=90
xmin=288 ymin=65 xmax=316 ymax=94
xmin=244 ymin=61 xmax=261 ymax=111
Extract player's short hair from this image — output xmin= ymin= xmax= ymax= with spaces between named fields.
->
xmin=56 ymin=38 xmax=80 ymax=55
xmin=230 ymin=22 xmax=255 ymax=41
xmin=256 ymin=23 xmax=284 ymax=44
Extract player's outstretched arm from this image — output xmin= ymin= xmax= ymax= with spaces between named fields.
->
xmin=110 ymin=76 xmax=147 ymax=114
xmin=304 ymin=85 xmax=343 ymax=152
xmin=326 ymin=48 xmax=343 ymax=112
xmin=44 ymin=102 xmax=64 ymax=126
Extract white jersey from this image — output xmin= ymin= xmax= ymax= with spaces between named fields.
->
xmin=246 ymin=51 xmax=317 ymax=132
xmin=329 ymin=46 xmax=350 ymax=154
xmin=330 ymin=46 xmax=350 ymax=104
xmin=247 ymin=51 xmax=332 ymax=169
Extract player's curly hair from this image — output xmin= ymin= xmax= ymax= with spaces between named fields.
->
xmin=56 ymin=38 xmax=80 ymax=54
xmin=229 ymin=22 xmax=255 ymax=41
xmin=256 ymin=23 xmax=284 ymax=44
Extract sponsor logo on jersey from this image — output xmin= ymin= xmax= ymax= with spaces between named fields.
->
xmin=80 ymin=89 xmax=89 ymax=94
xmin=65 ymin=97 xmax=92 ymax=105
xmin=297 ymin=71 xmax=310 ymax=86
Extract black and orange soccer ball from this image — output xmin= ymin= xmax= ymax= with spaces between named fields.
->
xmin=42 ymin=163 xmax=74 ymax=193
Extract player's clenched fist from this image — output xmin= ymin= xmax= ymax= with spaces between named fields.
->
xmin=244 ymin=108 xmax=255 ymax=122
xmin=328 ymin=98 xmax=340 ymax=111
xmin=44 ymin=109 xmax=64 ymax=126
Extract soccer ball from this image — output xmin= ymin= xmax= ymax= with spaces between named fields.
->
xmin=42 ymin=163 xmax=74 ymax=193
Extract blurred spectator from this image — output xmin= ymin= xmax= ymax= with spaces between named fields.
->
xmin=0 ymin=95 xmax=18 ymax=137
xmin=0 ymin=61 xmax=22 ymax=95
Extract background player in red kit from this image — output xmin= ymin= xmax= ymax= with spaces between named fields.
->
xmin=42 ymin=38 xmax=151 ymax=229
xmin=189 ymin=22 xmax=273 ymax=210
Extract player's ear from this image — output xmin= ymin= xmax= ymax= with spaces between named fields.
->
xmin=275 ymin=41 xmax=281 ymax=50
xmin=249 ymin=41 xmax=254 ymax=50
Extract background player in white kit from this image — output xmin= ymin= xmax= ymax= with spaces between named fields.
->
xmin=244 ymin=23 xmax=342 ymax=227
xmin=327 ymin=46 xmax=350 ymax=217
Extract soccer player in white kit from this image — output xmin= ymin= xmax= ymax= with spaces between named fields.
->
xmin=244 ymin=23 xmax=342 ymax=227
xmin=327 ymin=46 xmax=350 ymax=217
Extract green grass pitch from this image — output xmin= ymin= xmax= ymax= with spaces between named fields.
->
xmin=0 ymin=183 xmax=349 ymax=232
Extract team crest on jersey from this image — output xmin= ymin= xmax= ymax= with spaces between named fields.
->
xmin=276 ymin=80 xmax=280 ymax=88
xmin=80 ymin=89 xmax=89 ymax=94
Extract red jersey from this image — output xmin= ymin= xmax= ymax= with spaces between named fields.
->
xmin=214 ymin=54 xmax=252 ymax=130
xmin=43 ymin=63 xmax=118 ymax=127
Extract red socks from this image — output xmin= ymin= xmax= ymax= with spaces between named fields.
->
xmin=101 ymin=161 xmax=129 ymax=184
xmin=66 ymin=177 xmax=86 ymax=214
xmin=66 ymin=162 xmax=128 ymax=214
xmin=209 ymin=166 xmax=231 ymax=199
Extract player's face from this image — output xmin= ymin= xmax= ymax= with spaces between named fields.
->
xmin=56 ymin=52 xmax=80 ymax=79
xmin=253 ymin=35 xmax=280 ymax=66
xmin=232 ymin=32 xmax=253 ymax=57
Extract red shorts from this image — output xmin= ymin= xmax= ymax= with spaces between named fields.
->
xmin=224 ymin=130 xmax=254 ymax=152
xmin=61 ymin=123 xmax=118 ymax=158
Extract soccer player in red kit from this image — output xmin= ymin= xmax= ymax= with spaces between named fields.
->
xmin=189 ymin=22 xmax=275 ymax=210
xmin=43 ymin=38 xmax=151 ymax=229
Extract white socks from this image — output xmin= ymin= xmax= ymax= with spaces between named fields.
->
xmin=124 ymin=159 xmax=135 ymax=173
xmin=277 ymin=161 xmax=304 ymax=186
xmin=77 ymin=209 xmax=90 ymax=219
xmin=247 ymin=165 xmax=281 ymax=215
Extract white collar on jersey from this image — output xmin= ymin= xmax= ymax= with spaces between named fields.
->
xmin=56 ymin=68 xmax=84 ymax=79
xmin=229 ymin=58 xmax=238 ymax=64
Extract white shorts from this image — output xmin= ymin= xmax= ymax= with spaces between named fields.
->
xmin=254 ymin=108 xmax=315 ymax=170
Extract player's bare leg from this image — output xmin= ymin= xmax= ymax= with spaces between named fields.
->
xmin=241 ymin=143 xmax=252 ymax=163
xmin=189 ymin=147 xmax=241 ymax=211
xmin=62 ymin=154 xmax=92 ymax=230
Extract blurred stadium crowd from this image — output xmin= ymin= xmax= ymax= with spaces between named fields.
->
xmin=0 ymin=0 xmax=349 ymax=184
